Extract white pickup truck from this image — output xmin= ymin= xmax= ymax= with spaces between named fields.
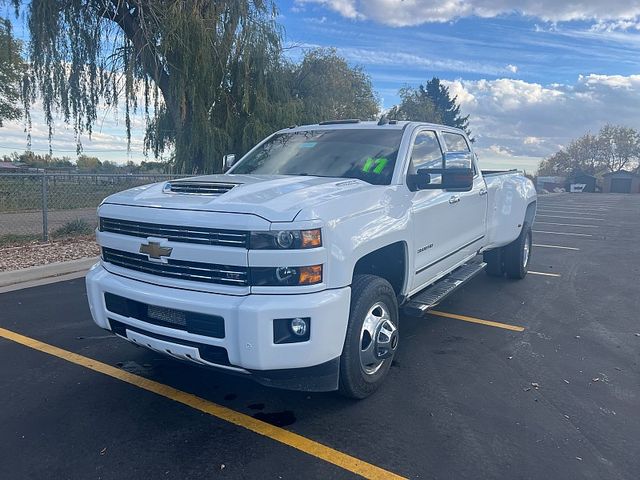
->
xmin=86 ymin=120 xmax=536 ymax=398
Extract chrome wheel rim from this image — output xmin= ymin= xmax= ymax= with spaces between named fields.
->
xmin=359 ymin=302 xmax=398 ymax=375
xmin=523 ymin=234 xmax=531 ymax=268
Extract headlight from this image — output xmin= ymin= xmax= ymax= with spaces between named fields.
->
xmin=250 ymin=229 xmax=322 ymax=249
xmin=250 ymin=265 xmax=323 ymax=286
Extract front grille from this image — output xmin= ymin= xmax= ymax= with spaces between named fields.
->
xmin=105 ymin=293 xmax=225 ymax=338
xmin=108 ymin=319 xmax=231 ymax=366
xmin=167 ymin=181 xmax=237 ymax=195
xmin=100 ymin=217 xmax=248 ymax=248
xmin=102 ymin=247 xmax=248 ymax=286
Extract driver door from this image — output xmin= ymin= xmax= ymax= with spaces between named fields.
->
xmin=409 ymin=130 xmax=461 ymax=291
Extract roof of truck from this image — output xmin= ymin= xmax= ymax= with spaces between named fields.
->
xmin=277 ymin=120 xmax=466 ymax=135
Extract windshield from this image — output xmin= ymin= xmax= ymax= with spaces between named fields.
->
xmin=231 ymin=129 xmax=403 ymax=185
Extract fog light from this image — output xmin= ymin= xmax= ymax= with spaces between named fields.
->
xmin=290 ymin=318 xmax=308 ymax=336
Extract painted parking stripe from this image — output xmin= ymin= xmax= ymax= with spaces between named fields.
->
xmin=537 ymin=206 xmax=608 ymax=211
xmin=533 ymin=230 xmax=593 ymax=237
xmin=528 ymin=271 xmax=562 ymax=277
xmin=533 ymin=243 xmax=580 ymax=251
xmin=429 ymin=310 xmax=525 ymax=332
xmin=534 ymin=222 xmax=598 ymax=228
xmin=536 ymin=215 xmax=604 ymax=221
xmin=0 ymin=327 xmax=406 ymax=480
xmin=537 ymin=210 xmax=605 ymax=217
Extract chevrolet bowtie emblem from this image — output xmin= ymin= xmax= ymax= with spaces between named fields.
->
xmin=139 ymin=241 xmax=173 ymax=260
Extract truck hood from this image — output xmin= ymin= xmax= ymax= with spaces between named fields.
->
xmin=103 ymin=174 xmax=378 ymax=222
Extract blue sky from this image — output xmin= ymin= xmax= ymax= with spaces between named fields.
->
xmin=2 ymin=0 xmax=640 ymax=172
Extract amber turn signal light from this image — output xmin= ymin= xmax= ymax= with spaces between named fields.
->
xmin=298 ymin=264 xmax=323 ymax=285
xmin=301 ymin=229 xmax=322 ymax=248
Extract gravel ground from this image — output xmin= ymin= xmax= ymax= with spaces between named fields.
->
xmin=0 ymin=236 xmax=100 ymax=272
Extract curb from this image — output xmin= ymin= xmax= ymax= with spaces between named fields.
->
xmin=0 ymin=257 xmax=99 ymax=288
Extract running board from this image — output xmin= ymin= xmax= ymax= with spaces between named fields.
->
xmin=403 ymin=260 xmax=486 ymax=316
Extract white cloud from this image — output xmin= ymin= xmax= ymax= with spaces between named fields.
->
xmin=291 ymin=42 xmax=515 ymax=75
xmin=444 ymin=74 xmax=640 ymax=172
xmin=506 ymin=64 xmax=518 ymax=74
xmin=296 ymin=0 xmax=640 ymax=26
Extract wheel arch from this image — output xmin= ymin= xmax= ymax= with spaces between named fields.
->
xmin=352 ymin=241 xmax=408 ymax=298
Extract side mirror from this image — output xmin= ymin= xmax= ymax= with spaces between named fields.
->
xmin=410 ymin=167 xmax=474 ymax=191
xmin=408 ymin=151 xmax=474 ymax=191
xmin=223 ymin=154 xmax=236 ymax=172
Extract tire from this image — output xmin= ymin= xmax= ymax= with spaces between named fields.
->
xmin=503 ymin=223 xmax=532 ymax=279
xmin=483 ymin=248 xmax=504 ymax=277
xmin=338 ymin=274 xmax=399 ymax=399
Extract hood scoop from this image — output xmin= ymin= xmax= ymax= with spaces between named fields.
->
xmin=164 ymin=181 xmax=239 ymax=196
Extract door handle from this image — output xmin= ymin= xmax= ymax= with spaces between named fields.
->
xmin=449 ymin=195 xmax=460 ymax=204
xmin=479 ymin=188 xmax=488 ymax=196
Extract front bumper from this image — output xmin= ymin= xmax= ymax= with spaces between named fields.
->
xmin=85 ymin=263 xmax=351 ymax=391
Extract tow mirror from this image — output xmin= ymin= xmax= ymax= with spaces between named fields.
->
xmin=411 ymin=168 xmax=474 ymax=191
xmin=223 ymin=154 xmax=236 ymax=172
xmin=408 ymin=151 xmax=474 ymax=191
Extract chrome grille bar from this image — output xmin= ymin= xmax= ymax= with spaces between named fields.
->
xmin=100 ymin=217 xmax=248 ymax=247
xmin=102 ymin=247 xmax=248 ymax=286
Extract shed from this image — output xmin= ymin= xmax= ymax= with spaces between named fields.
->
xmin=602 ymin=171 xmax=640 ymax=194
xmin=566 ymin=173 xmax=597 ymax=193
xmin=537 ymin=176 xmax=566 ymax=192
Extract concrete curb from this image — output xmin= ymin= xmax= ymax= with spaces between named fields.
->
xmin=0 ymin=257 xmax=99 ymax=288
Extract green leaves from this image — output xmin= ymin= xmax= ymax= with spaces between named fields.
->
xmin=0 ymin=17 xmax=24 ymax=127
xmin=19 ymin=2 xmax=379 ymax=173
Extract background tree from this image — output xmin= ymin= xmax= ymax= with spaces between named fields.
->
xmin=20 ymin=0 xmax=291 ymax=173
xmin=387 ymin=86 xmax=442 ymax=124
xmin=14 ymin=2 xmax=379 ymax=173
xmin=0 ymin=17 xmax=24 ymax=126
xmin=424 ymin=77 xmax=471 ymax=137
xmin=76 ymin=154 xmax=102 ymax=172
xmin=292 ymin=48 xmax=379 ymax=123
xmin=598 ymin=124 xmax=640 ymax=173
xmin=538 ymin=125 xmax=640 ymax=176
xmin=388 ymin=77 xmax=471 ymax=137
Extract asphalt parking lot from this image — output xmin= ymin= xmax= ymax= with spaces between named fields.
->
xmin=1 ymin=192 xmax=639 ymax=480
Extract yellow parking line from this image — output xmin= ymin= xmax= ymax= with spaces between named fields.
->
xmin=0 ymin=327 xmax=406 ymax=480
xmin=429 ymin=310 xmax=525 ymax=332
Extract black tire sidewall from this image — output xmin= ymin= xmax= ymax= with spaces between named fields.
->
xmin=339 ymin=275 xmax=399 ymax=398
xmin=505 ymin=223 xmax=531 ymax=279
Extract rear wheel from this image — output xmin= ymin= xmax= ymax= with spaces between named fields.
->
xmin=338 ymin=275 xmax=399 ymax=399
xmin=503 ymin=223 xmax=532 ymax=279
xmin=483 ymin=248 xmax=504 ymax=277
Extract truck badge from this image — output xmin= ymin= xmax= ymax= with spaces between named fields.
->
xmin=140 ymin=241 xmax=173 ymax=260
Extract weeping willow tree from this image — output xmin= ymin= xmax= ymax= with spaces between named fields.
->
xmin=20 ymin=0 xmax=297 ymax=173
xmin=0 ymin=17 xmax=24 ymax=126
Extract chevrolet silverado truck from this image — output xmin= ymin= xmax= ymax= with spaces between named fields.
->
xmin=86 ymin=119 xmax=536 ymax=398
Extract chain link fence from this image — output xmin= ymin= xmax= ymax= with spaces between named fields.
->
xmin=0 ymin=173 xmax=188 ymax=246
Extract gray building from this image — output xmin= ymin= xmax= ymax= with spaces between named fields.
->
xmin=602 ymin=171 xmax=640 ymax=193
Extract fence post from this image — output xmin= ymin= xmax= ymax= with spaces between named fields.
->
xmin=41 ymin=171 xmax=49 ymax=242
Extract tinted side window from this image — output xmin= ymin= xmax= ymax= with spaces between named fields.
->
xmin=442 ymin=132 xmax=470 ymax=152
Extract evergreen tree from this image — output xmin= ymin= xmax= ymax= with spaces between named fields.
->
xmin=424 ymin=77 xmax=471 ymax=138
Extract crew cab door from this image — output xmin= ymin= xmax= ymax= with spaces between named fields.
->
xmin=408 ymin=129 xmax=464 ymax=291
xmin=440 ymin=131 xmax=488 ymax=258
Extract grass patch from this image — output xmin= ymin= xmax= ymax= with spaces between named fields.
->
xmin=52 ymin=219 xmax=93 ymax=238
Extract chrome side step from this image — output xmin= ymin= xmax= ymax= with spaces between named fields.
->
xmin=403 ymin=260 xmax=486 ymax=316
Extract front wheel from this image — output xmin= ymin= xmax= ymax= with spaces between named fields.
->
xmin=338 ymin=275 xmax=399 ymax=399
xmin=503 ymin=223 xmax=532 ymax=279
